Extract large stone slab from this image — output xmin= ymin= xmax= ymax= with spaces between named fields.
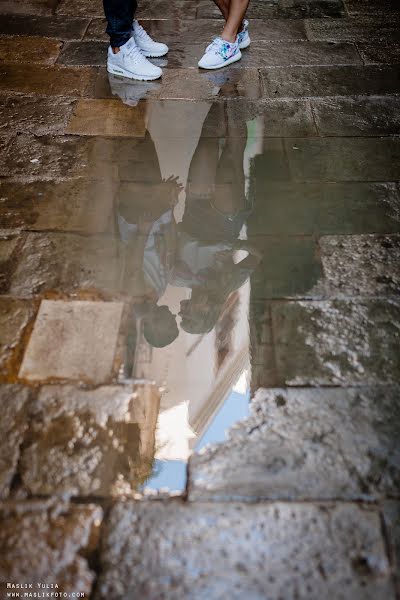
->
xmin=8 ymin=232 xmax=123 ymax=296
xmin=0 ymin=233 xmax=21 ymax=293
xmin=0 ymin=0 xmax=58 ymax=15
xmin=0 ymin=385 xmax=32 ymax=498
xmin=19 ymin=384 xmax=159 ymax=496
xmin=248 ymin=237 xmax=323 ymax=300
xmin=0 ymin=297 xmax=36 ymax=379
xmin=56 ymin=0 xmax=103 ymax=16
xmin=271 ymin=299 xmax=400 ymax=385
xmin=0 ymin=134 xmax=117 ymax=179
xmin=95 ymin=500 xmax=394 ymax=600
xmin=57 ymin=40 xmax=107 ymax=66
xmin=247 ymin=181 xmax=400 ymax=236
xmin=0 ymin=35 xmax=62 ymax=64
xmin=188 ymin=386 xmax=400 ymax=501
xmin=0 ymin=179 xmax=114 ymax=233
xmin=0 ymin=500 xmax=102 ymax=595
xmin=319 ymin=234 xmax=400 ymax=298
xmin=260 ymin=65 xmax=400 ymax=98
xmin=249 ymin=137 xmax=400 ymax=183
xmin=19 ymin=300 xmax=124 ymax=384
xmin=0 ymin=13 xmax=89 ymax=39
xmin=0 ymin=96 xmax=74 ymax=135
xmin=0 ymin=63 xmax=96 ymax=97
xmin=357 ymin=43 xmax=400 ymax=65
xmin=244 ymin=41 xmax=361 ymax=67
xmin=67 ymin=98 xmax=146 ymax=137
xmin=283 ymin=137 xmax=400 ymax=182
xmin=305 ymin=17 xmax=400 ymax=43
xmin=312 ymin=96 xmax=400 ymax=136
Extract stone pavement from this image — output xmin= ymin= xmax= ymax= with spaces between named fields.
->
xmin=0 ymin=0 xmax=400 ymax=598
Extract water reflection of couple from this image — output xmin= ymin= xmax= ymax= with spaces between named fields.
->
xmin=116 ymin=98 xmax=261 ymax=379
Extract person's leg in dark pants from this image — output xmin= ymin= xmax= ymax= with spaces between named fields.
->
xmin=103 ymin=0 xmax=137 ymax=49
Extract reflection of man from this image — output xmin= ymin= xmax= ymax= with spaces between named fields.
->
xmin=103 ymin=0 xmax=168 ymax=81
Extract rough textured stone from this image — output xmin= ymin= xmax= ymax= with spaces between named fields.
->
xmin=283 ymin=137 xmax=400 ymax=182
xmin=344 ymin=0 xmax=400 ymax=18
xmin=0 ymin=135 xmax=94 ymax=180
xmin=57 ymin=40 xmax=107 ymax=66
xmin=57 ymin=0 xmax=103 ymax=16
xmin=0 ymin=500 xmax=102 ymax=594
xmin=271 ymin=299 xmax=400 ymax=385
xmin=0 ymin=385 xmax=32 ymax=498
xmin=247 ymin=181 xmax=400 ymax=235
xmin=357 ymin=43 xmax=400 ymax=65
xmin=0 ymin=63 xmax=96 ymax=97
xmin=19 ymin=300 xmax=124 ymax=384
xmin=95 ymin=500 xmax=394 ymax=600
xmin=0 ymin=96 xmax=74 ymax=135
xmin=67 ymin=98 xmax=146 ymax=137
xmin=19 ymin=384 xmax=159 ymax=496
xmin=249 ymin=237 xmax=323 ymax=300
xmin=0 ymin=13 xmax=89 ymax=39
xmin=244 ymin=41 xmax=361 ymax=67
xmin=188 ymin=386 xmax=400 ymax=501
xmin=0 ymin=36 xmax=62 ymax=65
xmin=260 ymin=65 xmax=400 ymax=98
xmin=319 ymin=234 xmax=400 ymax=298
xmin=0 ymin=297 xmax=36 ymax=378
xmin=305 ymin=18 xmax=400 ymax=43
xmin=0 ymin=233 xmax=21 ymax=292
xmin=0 ymin=0 xmax=58 ymax=15
xmin=312 ymin=96 xmax=400 ymax=136
xmin=0 ymin=179 xmax=114 ymax=233
xmin=8 ymin=232 xmax=123 ymax=296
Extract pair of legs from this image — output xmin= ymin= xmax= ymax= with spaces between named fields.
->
xmin=212 ymin=0 xmax=250 ymax=43
xmin=103 ymin=0 xmax=137 ymax=49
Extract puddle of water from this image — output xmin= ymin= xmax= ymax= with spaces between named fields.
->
xmin=108 ymin=82 xmax=263 ymax=492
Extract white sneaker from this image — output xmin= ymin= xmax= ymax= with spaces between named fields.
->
xmin=238 ymin=19 xmax=250 ymax=49
xmin=133 ymin=20 xmax=169 ymax=58
xmin=198 ymin=37 xmax=241 ymax=70
xmin=107 ymin=37 xmax=162 ymax=81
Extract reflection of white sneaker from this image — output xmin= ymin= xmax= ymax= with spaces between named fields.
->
xmin=198 ymin=37 xmax=241 ymax=70
xmin=108 ymin=73 xmax=160 ymax=106
xmin=107 ymin=37 xmax=162 ymax=81
xmin=133 ymin=20 xmax=169 ymax=58
xmin=238 ymin=19 xmax=251 ymax=49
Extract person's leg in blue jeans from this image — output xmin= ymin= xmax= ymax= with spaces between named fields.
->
xmin=103 ymin=0 xmax=136 ymax=49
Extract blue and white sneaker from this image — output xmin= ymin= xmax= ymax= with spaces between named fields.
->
xmin=238 ymin=19 xmax=250 ymax=49
xmin=198 ymin=37 xmax=241 ymax=70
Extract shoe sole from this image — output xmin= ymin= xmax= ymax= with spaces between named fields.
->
xmin=107 ymin=63 xmax=161 ymax=81
xmin=239 ymin=37 xmax=251 ymax=50
xmin=198 ymin=50 xmax=242 ymax=70
xmin=141 ymin=48 xmax=169 ymax=57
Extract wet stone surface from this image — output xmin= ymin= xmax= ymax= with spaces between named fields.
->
xmin=188 ymin=386 xmax=400 ymax=501
xmin=95 ymin=500 xmax=394 ymax=600
xmin=0 ymin=385 xmax=32 ymax=498
xmin=19 ymin=300 xmax=124 ymax=384
xmin=0 ymin=0 xmax=399 ymax=594
xmin=0 ymin=500 xmax=102 ymax=594
xmin=18 ymin=384 xmax=159 ymax=496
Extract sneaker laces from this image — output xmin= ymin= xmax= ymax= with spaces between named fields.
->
xmin=134 ymin=21 xmax=154 ymax=44
xmin=206 ymin=37 xmax=225 ymax=55
xmin=124 ymin=38 xmax=148 ymax=64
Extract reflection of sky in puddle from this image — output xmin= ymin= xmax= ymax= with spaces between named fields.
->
xmin=143 ymin=372 xmax=250 ymax=492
